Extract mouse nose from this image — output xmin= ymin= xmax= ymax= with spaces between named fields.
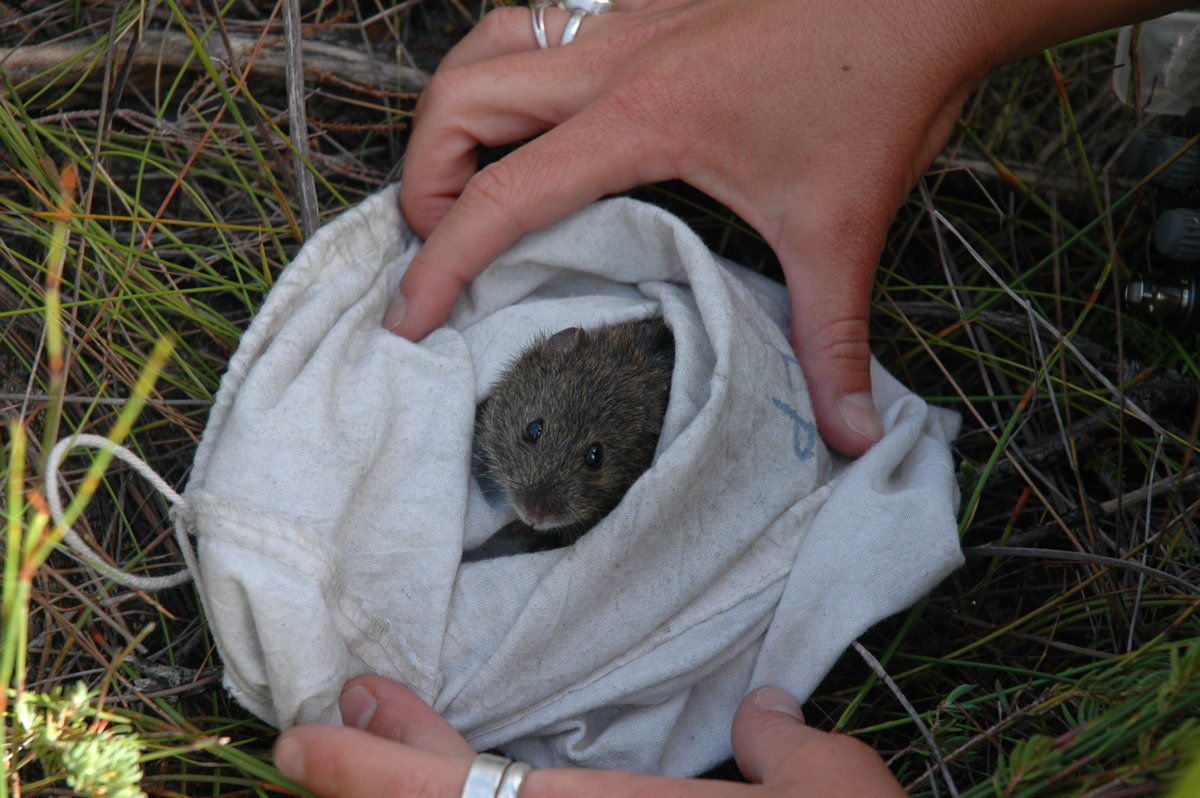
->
xmin=523 ymin=507 xmax=550 ymax=527
xmin=515 ymin=491 xmax=566 ymax=529
xmin=520 ymin=500 xmax=552 ymax=527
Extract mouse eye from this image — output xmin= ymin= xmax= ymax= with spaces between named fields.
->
xmin=523 ymin=419 xmax=544 ymax=443
xmin=584 ymin=442 xmax=604 ymax=469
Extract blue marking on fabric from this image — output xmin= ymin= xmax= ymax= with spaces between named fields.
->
xmin=766 ymin=344 xmax=800 ymax=390
xmin=771 ymin=398 xmax=816 ymax=462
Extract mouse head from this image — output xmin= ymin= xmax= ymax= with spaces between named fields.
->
xmin=476 ymin=325 xmax=668 ymax=533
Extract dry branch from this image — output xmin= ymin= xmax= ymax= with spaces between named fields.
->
xmin=0 ymin=28 xmax=429 ymax=95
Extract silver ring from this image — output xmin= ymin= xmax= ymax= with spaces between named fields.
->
xmin=531 ymin=0 xmax=552 ymax=50
xmin=461 ymin=754 xmax=509 ymax=798
xmin=496 ymin=761 xmax=532 ymax=798
xmin=461 ymin=754 xmax=533 ymax=798
xmin=560 ymin=9 xmax=586 ymax=45
xmin=529 ymin=0 xmax=613 ymax=49
xmin=561 ymin=0 xmax=613 ymax=14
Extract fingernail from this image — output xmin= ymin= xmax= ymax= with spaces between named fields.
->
xmin=754 ymin=686 xmax=804 ymax=720
xmin=273 ymin=736 xmax=306 ymax=782
xmin=837 ymin=391 xmax=883 ymax=442
xmin=340 ymin=684 xmax=378 ymax=730
xmin=383 ymin=293 xmax=407 ymax=332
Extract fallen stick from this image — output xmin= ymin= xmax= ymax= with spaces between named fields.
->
xmin=0 ymin=28 xmax=430 ymax=94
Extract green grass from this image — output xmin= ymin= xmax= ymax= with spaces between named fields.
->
xmin=2 ymin=3 xmax=1199 ymax=796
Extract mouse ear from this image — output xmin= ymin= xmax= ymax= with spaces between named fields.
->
xmin=543 ymin=327 xmax=587 ymax=359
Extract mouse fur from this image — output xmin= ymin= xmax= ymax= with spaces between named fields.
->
xmin=464 ymin=317 xmax=674 ymax=560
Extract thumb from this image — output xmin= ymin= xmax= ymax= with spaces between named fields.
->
xmin=731 ymin=687 xmax=906 ymax=796
xmin=775 ymin=216 xmax=883 ymax=458
xmin=731 ymin=686 xmax=813 ymax=785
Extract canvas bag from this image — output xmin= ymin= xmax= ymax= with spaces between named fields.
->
xmin=52 ymin=185 xmax=963 ymax=776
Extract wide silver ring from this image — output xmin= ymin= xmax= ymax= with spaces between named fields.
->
xmin=461 ymin=754 xmax=533 ymax=798
xmin=496 ymin=761 xmax=532 ymax=798
xmin=529 ymin=0 xmax=613 ymax=49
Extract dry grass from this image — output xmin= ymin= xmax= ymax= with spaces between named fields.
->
xmin=1 ymin=3 xmax=1198 ymax=796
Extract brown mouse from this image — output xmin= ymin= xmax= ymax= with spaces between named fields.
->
xmin=464 ymin=317 xmax=674 ymax=560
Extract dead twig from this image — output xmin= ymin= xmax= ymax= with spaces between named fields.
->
xmin=0 ymin=28 xmax=429 ymax=95
xmin=283 ymin=0 xmax=319 ymax=237
xmin=964 ymin=545 xmax=1200 ymax=594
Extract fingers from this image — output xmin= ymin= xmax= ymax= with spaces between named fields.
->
xmin=274 ymin=724 xmax=470 ymax=798
xmin=784 ymin=262 xmax=880 ymax=459
xmin=339 ymin=675 xmax=475 ymax=757
xmin=766 ymin=195 xmax=884 ymax=459
xmin=436 ymin=6 xmax=545 ymax=71
xmin=731 ymin=687 xmax=905 ymax=796
xmin=435 ymin=0 xmax=673 ymax=75
xmin=400 ymin=47 xmax=600 ymax=240
xmin=390 ymin=106 xmax=672 ymax=340
xmin=273 ymin=677 xmax=478 ymax=797
xmin=730 ymin=686 xmax=810 ymax=784
xmin=436 ymin=5 xmax=607 ymax=72
xmin=394 ymin=1 xmax=672 ymax=341
xmin=401 ymin=7 xmax=643 ymax=239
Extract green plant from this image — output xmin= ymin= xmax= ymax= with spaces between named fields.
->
xmin=12 ymin=683 xmax=145 ymax=798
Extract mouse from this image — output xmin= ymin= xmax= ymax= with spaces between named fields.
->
xmin=463 ymin=317 xmax=675 ymax=560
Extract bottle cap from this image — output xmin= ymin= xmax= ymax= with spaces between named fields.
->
xmin=1122 ymin=131 xmax=1200 ymax=189
xmin=1154 ymin=207 xmax=1200 ymax=261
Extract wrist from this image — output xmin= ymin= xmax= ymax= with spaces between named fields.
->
xmin=978 ymin=0 xmax=1191 ymax=70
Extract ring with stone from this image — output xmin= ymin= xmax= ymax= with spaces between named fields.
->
xmin=559 ymin=8 xmax=587 ymax=45
xmin=560 ymin=0 xmax=614 ymax=14
xmin=529 ymin=0 xmax=614 ymax=49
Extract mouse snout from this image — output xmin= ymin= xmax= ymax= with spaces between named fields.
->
xmin=520 ymin=505 xmax=552 ymax=528
xmin=512 ymin=487 xmax=573 ymax=532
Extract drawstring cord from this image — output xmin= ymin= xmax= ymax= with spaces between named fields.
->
xmin=46 ymin=434 xmax=198 ymax=591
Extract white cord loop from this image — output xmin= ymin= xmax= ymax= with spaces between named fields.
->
xmin=46 ymin=434 xmax=197 ymax=591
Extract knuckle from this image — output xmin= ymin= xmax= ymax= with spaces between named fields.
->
xmin=604 ymin=48 xmax=692 ymax=128
xmin=476 ymin=7 xmax=525 ymax=41
xmin=406 ymin=247 xmax=469 ymax=295
xmin=795 ymin=315 xmax=872 ymax=368
xmin=422 ymin=67 xmax=471 ymax=112
xmin=595 ymin=70 xmax=705 ymax=178
xmin=592 ymin=86 xmax=673 ymax=171
xmin=460 ymin=161 xmax=525 ymax=232
xmin=602 ymin=69 xmax=667 ymax=126
xmin=599 ymin=11 xmax=677 ymax=60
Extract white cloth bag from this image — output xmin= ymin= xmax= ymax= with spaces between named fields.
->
xmin=183 ymin=185 xmax=963 ymax=775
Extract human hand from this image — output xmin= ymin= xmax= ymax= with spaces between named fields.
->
xmin=385 ymin=0 xmax=1006 ymax=456
xmin=387 ymin=0 xmax=1176 ymax=456
xmin=272 ymin=675 xmax=906 ymax=796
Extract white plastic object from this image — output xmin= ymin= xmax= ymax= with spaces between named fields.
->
xmin=1113 ymin=12 xmax=1200 ymax=116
